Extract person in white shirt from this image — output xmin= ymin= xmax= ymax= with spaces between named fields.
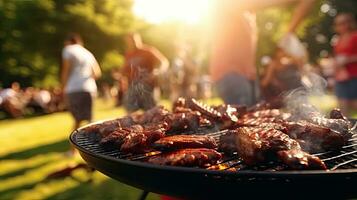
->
xmin=61 ymin=33 xmax=101 ymax=132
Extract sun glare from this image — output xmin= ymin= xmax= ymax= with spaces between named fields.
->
xmin=133 ymin=0 xmax=211 ymax=24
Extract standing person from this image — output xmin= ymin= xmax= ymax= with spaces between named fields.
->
xmin=261 ymin=47 xmax=303 ymax=100
xmin=122 ymin=33 xmax=169 ymax=112
xmin=61 ymin=33 xmax=101 ymax=136
xmin=333 ymin=13 xmax=357 ymax=117
xmin=210 ymin=0 xmax=315 ymax=106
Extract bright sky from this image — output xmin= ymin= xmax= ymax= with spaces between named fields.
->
xmin=133 ymin=0 xmax=212 ymax=24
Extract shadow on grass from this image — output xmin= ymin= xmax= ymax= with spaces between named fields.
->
xmin=45 ymin=179 xmax=144 ymax=200
xmin=0 ymin=139 xmax=70 ymax=160
xmin=0 ymin=160 xmax=51 ymax=180
xmin=0 ymin=181 xmax=40 ymax=200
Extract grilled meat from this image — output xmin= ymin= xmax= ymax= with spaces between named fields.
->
xmin=233 ymin=127 xmax=326 ymax=169
xmin=87 ymin=116 xmax=134 ymax=137
xmin=242 ymin=109 xmax=291 ymax=120
xmin=277 ymin=149 xmax=327 ymax=170
xmin=329 ymin=108 xmax=348 ymax=120
xmin=100 ymin=125 xmax=143 ymax=147
xmin=100 ymin=123 xmax=166 ymax=153
xmin=237 ymin=117 xmax=285 ymax=126
xmin=309 ymin=116 xmax=351 ymax=138
xmin=284 ymin=121 xmax=346 ymax=152
xmin=164 ymin=112 xmax=200 ymax=132
xmin=235 ymin=127 xmax=300 ymax=165
xmin=148 ymin=148 xmax=222 ymax=167
xmin=120 ymin=124 xmax=167 ymax=153
xmin=187 ymin=98 xmax=223 ymax=120
xmin=153 ymin=135 xmax=217 ymax=151
xmin=219 ymin=130 xmax=239 ymax=154
xmin=134 ymin=106 xmax=170 ymax=125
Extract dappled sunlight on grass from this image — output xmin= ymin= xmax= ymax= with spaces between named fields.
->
xmin=0 ymin=99 xmax=159 ymax=200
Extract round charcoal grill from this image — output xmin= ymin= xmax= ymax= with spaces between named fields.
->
xmin=70 ymin=119 xmax=357 ymax=200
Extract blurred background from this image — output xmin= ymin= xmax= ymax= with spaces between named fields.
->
xmin=0 ymin=0 xmax=356 ymax=199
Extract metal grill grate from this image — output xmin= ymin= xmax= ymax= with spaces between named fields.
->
xmin=73 ymin=128 xmax=357 ymax=171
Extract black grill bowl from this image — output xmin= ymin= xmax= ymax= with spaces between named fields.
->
xmin=70 ymin=120 xmax=357 ymax=200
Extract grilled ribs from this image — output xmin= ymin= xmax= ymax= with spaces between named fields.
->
xmin=153 ymin=135 xmax=217 ymax=151
xmin=100 ymin=123 xmax=167 ymax=153
xmin=148 ymin=148 xmax=222 ymax=167
xmin=232 ymin=127 xmax=326 ymax=169
xmin=277 ymin=149 xmax=327 ymax=170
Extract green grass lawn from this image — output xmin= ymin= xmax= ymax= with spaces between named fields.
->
xmin=0 ymin=99 xmax=162 ymax=200
xmin=0 ymin=95 xmax=354 ymax=200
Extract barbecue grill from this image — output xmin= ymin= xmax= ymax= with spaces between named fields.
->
xmin=70 ymin=119 xmax=357 ymax=200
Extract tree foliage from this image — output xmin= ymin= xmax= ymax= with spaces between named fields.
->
xmin=0 ymin=0 xmax=135 ymax=88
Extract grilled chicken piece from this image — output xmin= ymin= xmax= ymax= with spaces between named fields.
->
xmin=284 ymin=121 xmax=346 ymax=152
xmin=148 ymin=148 xmax=222 ymax=167
xmin=277 ymin=149 xmax=327 ymax=170
xmin=153 ymin=135 xmax=217 ymax=151
xmin=234 ymin=127 xmax=326 ymax=170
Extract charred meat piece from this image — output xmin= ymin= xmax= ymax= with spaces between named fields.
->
xmin=309 ymin=115 xmax=351 ymax=138
xmin=235 ymin=127 xmax=300 ymax=165
xmin=100 ymin=124 xmax=144 ymax=147
xmin=256 ymin=123 xmax=287 ymax=132
xmin=218 ymin=130 xmax=239 ymax=154
xmin=277 ymin=149 xmax=327 ymax=170
xmin=153 ymin=135 xmax=217 ymax=151
xmin=237 ymin=117 xmax=285 ymax=126
xmin=329 ymin=108 xmax=348 ymax=120
xmin=284 ymin=121 xmax=346 ymax=152
xmin=187 ymin=98 xmax=222 ymax=120
xmin=120 ymin=124 xmax=167 ymax=153
xmin=164 ymin=112 xmax=200 ymax=132
xmin=214 ymin=104 xmax=239 ymax=129
xmin=234 ymin=127 xmax=326 ymax=169
xmin=88 ymin=116 xmax=134 ymax=138
xmin=247 ymin=98 xmax=284 ymax=112
xmin=242 ymin=109 xmax=291 ymax=120
xmin=134 ymin=106 xmax=170 ymax=124
xmin=172 ymin=97 xmax=187 ymax=111
xmin=148 ymin=148 xmax=222 ymax=167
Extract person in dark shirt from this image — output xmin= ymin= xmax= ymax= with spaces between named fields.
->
xmin=122 ymin=33 xmax=169 ymax=112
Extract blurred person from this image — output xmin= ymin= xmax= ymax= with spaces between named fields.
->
xmin=122 ymin=33 xmax=169 ymax=112
xmin=261 ymin=47 xmax=303 ymax=101
xmin=210 ymin=0 xmax=316 ymax=106
xmin=332 ymin=13 xmax=357 ymax=117
xmin=169 ymin=44 xmax=198 ymax=101
xmin=61 ymin=33 xmax=101 ymax=155
xmin=0 ymin=82 xmax=25 ymax=118
xmin=111 ymin=68 xmax=128 ymax=107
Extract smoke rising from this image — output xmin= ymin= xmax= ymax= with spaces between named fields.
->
xmin=284 ymin=72 xmax=328 ymax=120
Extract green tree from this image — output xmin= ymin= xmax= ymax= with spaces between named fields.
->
xmin=0 ymin=0 xmax=135 ymax=88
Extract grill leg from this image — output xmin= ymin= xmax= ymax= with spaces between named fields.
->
xmin=138 ymin=191 xmax=149 ymax=200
